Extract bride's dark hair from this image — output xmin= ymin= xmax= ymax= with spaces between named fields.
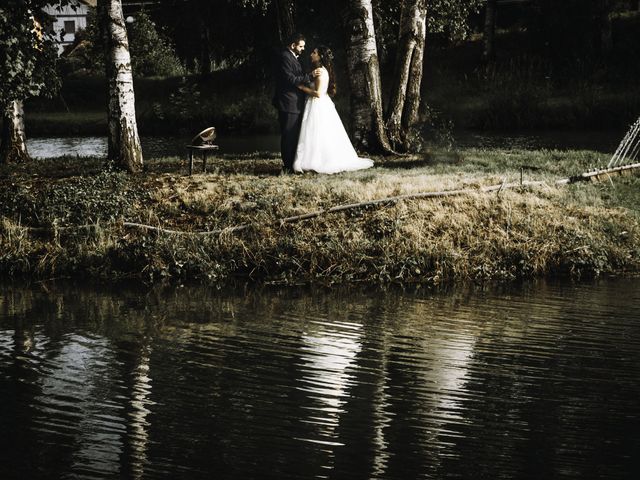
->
xmin=316 ymin=45 xmax=337 ymax=97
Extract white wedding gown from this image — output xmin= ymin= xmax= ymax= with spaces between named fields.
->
xmin=293 ymin=69 xmax=374 ymax=174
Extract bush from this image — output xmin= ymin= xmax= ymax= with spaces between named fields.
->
xmin=126 ymin=10 xmax=185 ymax=78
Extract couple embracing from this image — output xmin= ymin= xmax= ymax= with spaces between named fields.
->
xmin=273 ymin=33 xmax=374 ymax=175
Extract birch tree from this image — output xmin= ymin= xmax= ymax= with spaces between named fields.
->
xmin=342 ymin=0 xmax=481 ymax=154
xmin=386 ymin=0 xmax=427 ymax=151
xmin=97 ymin=0 xmax=143 ymax=173
xmin=342 ymin=0 xmax=393 ymax=153
xmin=0 ymin=101 xmax=29 ymax=164
xmin=0 ymin=0 xmax=63 ymax=164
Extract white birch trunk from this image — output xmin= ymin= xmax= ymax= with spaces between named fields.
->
xmin=0 ymin=101 xmax=30 ymax=164
xmin=99 ymin=0 xmax=143 ymax=173
xmin=343 ymin=0 xmax=392 ymax=153
xmin=386 ymin=0 xmax=426 ymax=151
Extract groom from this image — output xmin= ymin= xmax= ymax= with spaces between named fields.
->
xmin=272 ymin=33 xmax=319 ymax=174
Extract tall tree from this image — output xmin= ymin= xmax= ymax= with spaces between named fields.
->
xmin=341 ymin=0 xmax=481 ymax=154
xmin=482 ymin=0 xmax=497 ymax=61
xmin=342 ymin=0 xmax=393 ymax=153
xmin=274 ymin=0 xmax=296 ymax=43
xmin=0 ymin=1 xmax=63 ymax=164
xmin=97 ymin=0 xmax=143 ymax=173
xmin=597 ymin=0 xmax=613 ymax=53
xmin=0 ymin=101 xmax=28 ymax=165
xmin=386 ymin=0 xmax=427 ymax=151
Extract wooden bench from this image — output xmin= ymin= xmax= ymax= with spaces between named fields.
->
xmin=186 ymin=126 xmax=219 ymax=175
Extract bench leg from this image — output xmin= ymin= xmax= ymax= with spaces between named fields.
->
xmin=203 ymin=152 xmax=207 ymax=173
xmin=189 ymin=150 xmax=194 ymax=175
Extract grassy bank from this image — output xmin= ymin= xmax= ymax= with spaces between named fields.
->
xmin=2 ymin=148 xmax=639 ymax=286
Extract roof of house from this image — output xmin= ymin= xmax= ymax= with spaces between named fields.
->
xmin=79 ymin=0 xmax=97 ymax=7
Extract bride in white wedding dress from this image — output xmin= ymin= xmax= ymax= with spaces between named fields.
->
xmin=293 ymin=46 xmax=374 ymax=174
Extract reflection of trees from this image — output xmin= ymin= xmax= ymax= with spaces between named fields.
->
xmin=439 ymin=279 xmax=640 ymax=480
xmin=2 ymin=279 xmax=639 ymax=479
xmin=0 ymin=283 xmax=159 ymax=479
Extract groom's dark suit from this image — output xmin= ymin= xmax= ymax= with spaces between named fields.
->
xmin=273 ymin=48 xmax=312 ymax=172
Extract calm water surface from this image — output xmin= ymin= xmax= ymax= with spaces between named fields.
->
xmin=27 ymin=130 xmax=623 ymax=159
xmin=1 ymin=279 xmax=639 ymax=479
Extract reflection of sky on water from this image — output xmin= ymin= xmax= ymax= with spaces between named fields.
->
xmin=27 ymin=135 xmax=281 ymax=159
xmin=28 ymin=137 xmax=108 ymax=159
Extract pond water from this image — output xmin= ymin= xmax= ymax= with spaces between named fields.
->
xmin=26 ymin=130 xmax=624 ymax=159
xmin=1 ymin=279 xmax=639 ymax=479
xmin=27 ymin=134 xmax=282 ymax=159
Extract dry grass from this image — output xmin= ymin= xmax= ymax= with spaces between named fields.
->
xmin=1 ymin=148 xmax=639 ymax=285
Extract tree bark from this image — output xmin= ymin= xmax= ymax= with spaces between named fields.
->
xmin=199 ymin=15 xmax=212 ymax=76
xmin=275 ymin=0 xmax=296 ymax=43
xmin=483 ymin=0 xmax=497 ymax=61
xmin=598 ymin=0 xmax=613 ymax=53
xmin=0 ymin=101 xmax=30 ymax=164
xmin=386 ymin=0 xmax=426 ymax=152
xmin=342 ymin=0 xmax=393 ymax=153
xmin=98 ymin=0 xmax=143 ymax=173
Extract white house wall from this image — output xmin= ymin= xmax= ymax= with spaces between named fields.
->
xmin=44 ymin=4 xmax=91 ymax=54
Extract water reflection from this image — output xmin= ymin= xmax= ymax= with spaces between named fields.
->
xmin=1 ymin=280 xmax=639 ymax=479
xmin=27 ymin=130 xmax=622 ymax=159
xmin=27 ymin=134 xmax=281 ymax=159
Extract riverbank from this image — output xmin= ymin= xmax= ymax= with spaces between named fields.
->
xmin=2 ymin=148 xmax=639 ymax=286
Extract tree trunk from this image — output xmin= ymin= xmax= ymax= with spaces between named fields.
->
xmin=98 ymin=0 xmax=143 ymax=173
xmin=483 ymin=0 xmax=497 ymax=61
xmin=386 ymin=0 xmax=426 ymax=152
xmin=598 ymin=0 xmax=613 ymax=53
xmin=275 ymin=0 xmax=296 ymax=43
xmin=0 ymin=101 xmax=30 ymax=164
xmin=342 ymin=0 xmax=393 ymax=153
xmin=199 ymin=16 xmax=212 ymax=76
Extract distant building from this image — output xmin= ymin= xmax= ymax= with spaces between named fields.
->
xmin=43 ymin=0 xmax=97 ymax=55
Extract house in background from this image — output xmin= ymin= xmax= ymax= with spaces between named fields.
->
xmin=44 ymin=0 xmax=96 ymax=54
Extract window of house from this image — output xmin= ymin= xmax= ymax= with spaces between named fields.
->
xmin=64 ymin=20 xmax=75 ymax=34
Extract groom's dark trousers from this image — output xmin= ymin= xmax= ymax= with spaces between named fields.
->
xmin=273 ymin=48 xmax=311 ymax=171
xmin=278 ymin=112 xmax=303 ymax=171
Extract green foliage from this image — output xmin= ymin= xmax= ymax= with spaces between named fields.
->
xmin=67 ymin=8 xmax=184 ymax=78
xmin=427 ymin=0 xmax=484 ymax=41
xmin=0 ymin=169 xmax=149 ymax=227
xmin=126 ymin=10 xmax=185 ymax=77
xmin=0 ymin=0 xmax=66 ymax=108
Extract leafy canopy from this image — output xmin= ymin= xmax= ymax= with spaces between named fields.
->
xmin=0 ymin=0 xmax=69 ymax=108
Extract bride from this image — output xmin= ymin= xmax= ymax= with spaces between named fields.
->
xmin=293 ymin=46 xmax=374 ymax=174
